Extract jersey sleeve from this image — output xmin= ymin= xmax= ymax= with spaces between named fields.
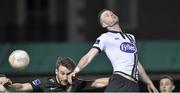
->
xmin=127 ymin=34 xmax=136 ymax=43
xmin=30 ymin=78 xmax=44 ymax=91
xmin=92 ymin=35 xmax=105 ymax=52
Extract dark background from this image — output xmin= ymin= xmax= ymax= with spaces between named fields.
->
xmin=1 ymin=0 xmax=180 ymax=42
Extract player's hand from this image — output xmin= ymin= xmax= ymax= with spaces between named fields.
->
xmin=68 ymin=71 xmax=76 ymax=84
xmin=2 ymin=78 xmax=12 ymax=91
xmin=0 ymin=85 xmax=7 ymax=92
xmin=3 ymin=80 xmax=12 ymax=89
xmin=147 ymin=83 xmax=159 ymax=93
xmin=0 ymin=78 xmax=12 ymax=86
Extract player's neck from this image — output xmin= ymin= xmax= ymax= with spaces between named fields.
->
xmin=107 ymin=24 xmax=122 ymax=32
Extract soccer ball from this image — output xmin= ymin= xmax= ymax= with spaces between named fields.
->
xmin=8 ymin=50 xmax=30 ymax=70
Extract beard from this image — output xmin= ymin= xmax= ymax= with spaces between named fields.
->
xmin=60 ymin=80 xmax=68 ymax=86
xmin=110 ymin=21 xmax=119 ymax=27
xmin=56 ymin=76 xmax=68 ymax=86
xmin=105 ymin=18 xmax=119 ymax=27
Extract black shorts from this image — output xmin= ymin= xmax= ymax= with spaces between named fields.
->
xmin=104 ymin=74 xmax=139 ymax=92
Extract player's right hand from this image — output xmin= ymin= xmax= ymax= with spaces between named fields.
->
xmin=67 ymin=71 xmax=76 ymax=84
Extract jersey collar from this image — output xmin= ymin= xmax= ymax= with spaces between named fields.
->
xmin=107 ymin=30 xmax=124 ymax=34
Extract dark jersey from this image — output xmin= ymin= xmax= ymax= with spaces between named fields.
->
xmin=30 ymin=76 xmax=87 ymax=92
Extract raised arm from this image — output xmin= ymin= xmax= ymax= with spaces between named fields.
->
xmin=138 ymin=62 xmax=158 ymax=93
xmin=68 ymin=48 xmax=99 ymax=84
xmin=76 ymin=48 xmax=99 ymax=71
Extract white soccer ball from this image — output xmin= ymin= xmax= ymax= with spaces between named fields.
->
xmin=8 ymin=50 xmax=30 ymax=70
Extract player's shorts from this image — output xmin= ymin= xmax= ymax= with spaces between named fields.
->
xmin=104 ymin=74 xmax=139 ymax=92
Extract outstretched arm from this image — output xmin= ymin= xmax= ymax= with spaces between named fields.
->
xmin=76 ymin=48 xmax=99 ymax=71
xmin=138 ymin=62 xmax=158 ymax=93
xmin=9 ymin=83 xmax=33 ymax=92
xmin=68 ymin=48 xmax=99 ymax=84
xmin=84 ymin=77 xmax=109 ymax=90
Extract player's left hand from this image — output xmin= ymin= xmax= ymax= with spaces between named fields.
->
xmin=147 ymin=83 xmax=159 ymax=93
xmin=67 ymin=71 xmax=76 ymax=84
xmin=0 ymin=77 xmax=12 ymax=86
xmin=1 ymin=78 xmax=12 ymax=91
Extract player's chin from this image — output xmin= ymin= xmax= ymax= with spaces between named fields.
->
xmin=60 ymin=81 xmax=68 ymax=85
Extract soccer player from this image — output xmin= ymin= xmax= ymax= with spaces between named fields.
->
xmin=159 ymin=75 xmax=175 ymax=93
xmin=68 ymin=9 xmax=158 ymax=92
xmin=9 ymin=57 xmax=108 ymax=92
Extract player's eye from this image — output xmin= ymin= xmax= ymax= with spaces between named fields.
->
xmin=66 ymin=72 xmax=69 ymax=75
xmin=105 ymin=14 xmax=109 ymax=17
xmin=60 ymin=72 xmax=65 ymax=75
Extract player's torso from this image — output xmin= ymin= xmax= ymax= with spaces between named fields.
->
xmin=103 ymin=32 xmax=137 ymax=75
xmin=43 ymin=77 xmax=66 ymax=92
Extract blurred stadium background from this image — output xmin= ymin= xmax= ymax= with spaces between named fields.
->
xmin=0 ymin=0 xmax=180 ymax=92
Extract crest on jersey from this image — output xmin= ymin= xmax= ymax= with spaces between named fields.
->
xmin=120 ymin=42 xmax=137 ymax=53
xmin=32 ymin=79 xmax=41 ymax=86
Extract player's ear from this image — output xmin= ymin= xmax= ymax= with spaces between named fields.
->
xmin=55 ymin=69 xmax=58 ymax=75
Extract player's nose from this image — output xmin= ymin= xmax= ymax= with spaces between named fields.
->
xmin=63 ymin=75 xmax=68 ymax=80
xmin=162 ymin=86 xmax=166 ymax=88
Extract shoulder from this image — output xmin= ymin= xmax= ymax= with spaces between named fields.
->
xmin=31 ymin=77 xmax=51 ymax=86
xmin=31 ymin=78 xmax=42 ymax=86
xmin=30 ymin=77 xmax=52 ymax=91
xmin=126 ymin=33 xmax=136 ymax=40
xmin=97 ymin=33 xmax=107 ymax=39
xmin=126 ymin=33 xmax=135 ymax=38
xmin=96 ymin=33 xmax=111 ymax=42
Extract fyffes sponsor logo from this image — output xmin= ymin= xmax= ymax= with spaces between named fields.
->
xmin=120 ymin=42 xmax=136 ymax=53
